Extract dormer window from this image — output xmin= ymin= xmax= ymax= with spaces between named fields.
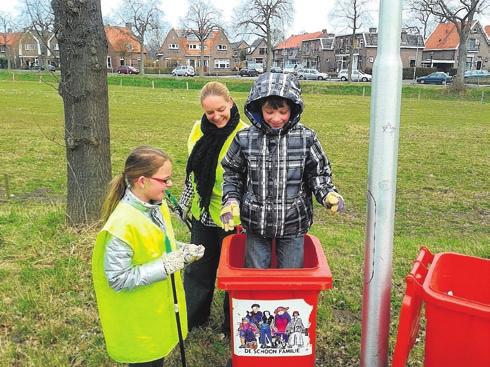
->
xmin=169 ymin=43 xmax=179 ymax=49
xmin=217 ymin=44 xmax=227 ymax=50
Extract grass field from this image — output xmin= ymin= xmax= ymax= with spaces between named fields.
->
xmin=0 ymin=74 xmax=489 ymax=367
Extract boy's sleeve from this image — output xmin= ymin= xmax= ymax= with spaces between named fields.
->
xmin=304 ymin=135 xmax=339 ymax=204
xmin=221 ymin=135 xmax=246 ymax=204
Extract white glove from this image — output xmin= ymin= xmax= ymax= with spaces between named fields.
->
xmin=323 ymin=192 xmax=345 ymax=213
xmin=161 ymin=249 xmax=186 ymax=276
xmin=180 ymin=243 xmax=205 ymax=265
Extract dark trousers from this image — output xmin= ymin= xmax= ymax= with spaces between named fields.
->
xmin=184 ymin=219 xmax=231 ymax=334
xmin=128 ymin=357 xmax=164 ymax=367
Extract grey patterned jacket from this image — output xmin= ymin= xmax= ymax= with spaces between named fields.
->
xmin=221 ymin=72 xmax=338 ymax=237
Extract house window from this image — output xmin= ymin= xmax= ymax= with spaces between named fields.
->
xmin=214 ymin=59 xmax=230 ymax=69
xmin=169 ymin=43 xmax=179 ymax=49
xmin=259 ymin=47 xmax=266 ymax=55
xmin=25 ymin=43 xmax=36 ymax=51
xmin=107 ymin=56 xmax=112 ymax=69
xmin=54 ymin=44 xmax=59 ymax=51
xmin=410 ymin=59 xmax=415 ymax=67
xmin=127 ymin=44 xmax=133 ymax=52
xmin=189 ymin=44 xmax=198 ymax=50
xmin=467 ymin=38 xmax=479 ymax=52
xmin=217 ymin=44 xmax=227 ymax=50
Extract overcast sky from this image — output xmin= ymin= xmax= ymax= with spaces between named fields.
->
xmin=1 ymin=0 xmax=488 ymax=38
xmin=1 ymin=0 xmax=373 ymax=36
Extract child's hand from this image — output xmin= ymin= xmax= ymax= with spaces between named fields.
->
xmin=220 ymin=199 xmax=240 ymax=231
xmin=323 ymin=192 xmax=344 ymax=213
xmin=161 ymin=249 xmax=185 ymax=276
xmin=181 ymin=243 xmax=205 ymax=265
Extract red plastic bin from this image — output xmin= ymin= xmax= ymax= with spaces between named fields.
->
xmin=217 ymin=233 xmax=332 ymax=367
xmin=392 ymin=247 xmax=490 ymax=367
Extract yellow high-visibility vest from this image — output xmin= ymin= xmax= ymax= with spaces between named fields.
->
xmin=188 ymin=119 xmax=248 ymax=226
xmin=92 ymin=200 xmax=186 ymax=363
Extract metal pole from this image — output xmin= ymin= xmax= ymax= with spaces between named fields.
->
xmin=360 ymin=0 xmax=403 ymax=365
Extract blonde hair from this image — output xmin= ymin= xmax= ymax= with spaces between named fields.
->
xmin=200 ymin=81 xmax=232 ymax=105
xmin=100 ymin=146 xmax=171 ymax=222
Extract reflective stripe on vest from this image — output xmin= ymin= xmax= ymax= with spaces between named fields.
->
xmin=92 ymin=201 xmax=187 ymax=363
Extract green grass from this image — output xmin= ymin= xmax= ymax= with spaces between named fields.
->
xmin=0 ymin=77 xmax=489 ymax=367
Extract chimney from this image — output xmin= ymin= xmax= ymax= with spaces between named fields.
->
xmin=7 ymin=28 xmax=12 ymax=33
xmin=369 ymin=27 xmax=377 ymax=33
xmin=125 ymin=22 xmax=133 ymax=31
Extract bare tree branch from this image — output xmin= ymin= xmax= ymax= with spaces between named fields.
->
xmin=233 ymin=0 xmax=293 ymax=71
xmin=118 ymin=0 xmax=163 ymax=74
xmin=182 ymin=0 xmax=223 ymax=75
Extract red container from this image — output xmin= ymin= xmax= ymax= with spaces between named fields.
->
xmin=217 ymin=233 xmax=332 ymax=367
xmin=392 ymin=247 xmax=490 ymax=367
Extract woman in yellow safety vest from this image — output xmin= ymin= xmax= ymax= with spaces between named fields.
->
xmin=92 ymin=146 xmax=204 ymax=367
xmin=179 ymin=82 xmax=248 ymax=337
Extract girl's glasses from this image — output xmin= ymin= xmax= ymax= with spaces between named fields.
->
xmin=149 ymin=177 xmax=172 ymax=185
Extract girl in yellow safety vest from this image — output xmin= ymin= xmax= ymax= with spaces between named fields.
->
xmin=92 ymin=146 xmax=204 ymax=367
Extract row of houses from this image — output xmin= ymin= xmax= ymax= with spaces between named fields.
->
xmin=1 ymin=20 xmax=489 ymax=74
xmin=0 ymin=23 xmax=146 ymax=70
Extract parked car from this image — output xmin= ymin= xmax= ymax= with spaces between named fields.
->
xmin=296 ymin=68 xmax=329 ymax=80
xmin=239 ymin=68 xmax=259 ymax=77
xmin=337 ymin=69 xmax=372 ymax=82
xmin=115 ymin=65 xmax=140 ymax=74
xmin=30 ymin=64 xmax=56 ymax=72
xmin=270 ymin=66 xmax=283 ymax=73
xmin=247 ymin=63 xmax=264 ymax=73
xmin=416 ymin=72 xmax=452 ymax=85
xmin=464 ymin=70 xmax=490 ymax=78
xmin=171 ymin=65 xmax=195 ymax=77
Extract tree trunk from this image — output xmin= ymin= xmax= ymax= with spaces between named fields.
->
xmin=139 ymin=44 xmax=145 ymax=74
xmin=200 ymin=40 xmax=205 ymax=76
xmin=266 ymin=31 xmax=272 ymax=71
xmin=454 ymin=31 xmax=467 ymax=90
xmin=52 ymin=0 xmax=112 ymax=225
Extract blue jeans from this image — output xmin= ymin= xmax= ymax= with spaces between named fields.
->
xmin=244 ymin=231 xmax=304 ymax=268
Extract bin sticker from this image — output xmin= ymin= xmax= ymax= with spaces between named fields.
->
xmin=231 ymin=298 xmax=313 ymax=357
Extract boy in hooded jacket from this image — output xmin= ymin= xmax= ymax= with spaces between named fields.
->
xmin=220 ymin=72 xmax=344 ymax=268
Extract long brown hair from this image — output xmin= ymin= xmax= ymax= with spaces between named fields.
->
xmin=100 ymin=146 xmax=171 ymax=222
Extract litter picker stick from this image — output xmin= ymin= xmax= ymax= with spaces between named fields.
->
xmin=165 ymin=191 xmax=192 ymax=231
xmin=170 ymin=273 xmax=187 ymax=367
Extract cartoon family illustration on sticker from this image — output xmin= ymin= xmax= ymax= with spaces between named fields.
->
xmin=232 ymin=299 xmax=313 ymax=356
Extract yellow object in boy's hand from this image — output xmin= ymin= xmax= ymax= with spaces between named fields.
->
xmin=220 ymin=200 xmax=240 ymax=231
xmin=323 ymin=192 xmax=345 ymax=213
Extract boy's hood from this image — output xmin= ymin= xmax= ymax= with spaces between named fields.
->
xmin=244 ymin=72 xmax=304 ymax=134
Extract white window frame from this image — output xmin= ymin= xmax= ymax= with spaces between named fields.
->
xmin=217 ymin=44 xmax=227 ymax=50
xmin=214 ymin=59 xmax=230 ymax=69
xmin=189 ymin=44 xmax=199 ymax=50
xmin=25 ymin=43 xmax=36 ymax=51
xmin=169 ymin=43 xmax=179 ymax=49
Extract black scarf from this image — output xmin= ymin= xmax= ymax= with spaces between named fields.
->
xmin=186 ymin=103 xmax=240 ymax=212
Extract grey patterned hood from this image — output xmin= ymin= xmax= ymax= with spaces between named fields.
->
xmin=244 ymin=72 xmax=304 ymax=134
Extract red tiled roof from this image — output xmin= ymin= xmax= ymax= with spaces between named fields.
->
xmin=425 ymin=22 xmax=460 ymax=49
xmin=170 ymin=29 xmax=225 ymax=57
xmin=275 ymin=31 xmax=324 ymax=49
xmin=0 ymin=32 xmax=22 ymax=47
xmin=105 ymin=26 xmax=146 ymax=53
